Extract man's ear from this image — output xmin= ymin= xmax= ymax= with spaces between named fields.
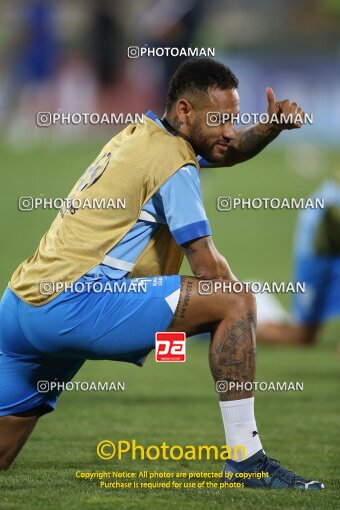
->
xmin=176 ymin=99 xmax=192 ymax=121
xmin=176 ymin=99 xmax=193 ymax=127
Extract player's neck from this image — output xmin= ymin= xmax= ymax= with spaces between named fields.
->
xmin=161 ymin=116 xmax=180 ymax=137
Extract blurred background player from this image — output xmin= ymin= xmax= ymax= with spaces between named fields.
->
xmin=256 ymin=172 xmax=340 ymax=347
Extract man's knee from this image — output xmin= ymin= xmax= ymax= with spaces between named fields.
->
xmin=212 ymin=281 xmax=257 ymax=320
xmin=237 ymin=286 xmax=257 ymax=315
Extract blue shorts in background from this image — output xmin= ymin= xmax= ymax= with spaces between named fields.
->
xmin=292 ymin=180 xmax=340 ymax=325
xmin=292 ymin=255 xmax=340 ymax=324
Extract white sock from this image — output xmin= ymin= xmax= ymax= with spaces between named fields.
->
xmin=220 ymin=397 xmax=263 ymax=461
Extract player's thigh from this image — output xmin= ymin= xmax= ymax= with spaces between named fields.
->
xmin=19 ymin=275 xmax=183 ymax=363
xmin=0 ymin=286 xmax=86 ymax=416
xmin=167 ymin=276 xmax=255 ymax=336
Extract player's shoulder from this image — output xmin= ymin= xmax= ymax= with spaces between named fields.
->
xmin=167 ymin=164 xmax=200 ymax=188
xmin=178 ymin=164 xmax=199 ymax=177
xmin=156 ymin=164 xmax=201 ymax=201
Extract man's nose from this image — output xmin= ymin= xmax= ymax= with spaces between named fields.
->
xmin=221 ymin=123 xmax=237 ymax=141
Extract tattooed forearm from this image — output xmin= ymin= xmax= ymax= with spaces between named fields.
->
xmin=235 ymin=123 xmax=281 ymax=158
xmin=209 ymin=311 xmax=256 ymax=400
xmin=206 ymin=123 xmax=282 ymax=167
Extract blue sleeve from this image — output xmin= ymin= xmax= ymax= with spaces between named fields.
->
xmin=197 ymin=155 xmax=211 ymax=168
xmin=158 ymin=164 xmax=211 ymax=245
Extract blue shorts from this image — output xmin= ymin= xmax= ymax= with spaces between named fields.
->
xmin=292 ymin=255 xmax=340 ymax=325
xmin=292 ymin=180 xmax=340 ymax=325
xmin=0 ymin=275 xmax=181 ymax=416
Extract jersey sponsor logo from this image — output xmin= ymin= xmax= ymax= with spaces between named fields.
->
xmin=155 ymin=332 xmax=186 ymax=362
xmin=77 ymin=152 xmax=112 ymax=192
xmin=60 ymin=152 xmax=112 ymax=217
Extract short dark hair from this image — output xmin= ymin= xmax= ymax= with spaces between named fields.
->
xmin=166 ymin=57 xmax=239 ymax=111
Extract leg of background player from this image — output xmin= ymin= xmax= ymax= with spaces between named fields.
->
xmin=167 ymin=276 xmax=262 ymax=460
xmin=256 ymin=323 xmax=320 ymax=345
xmin=0 ymin=408 xmax=43 ymax=469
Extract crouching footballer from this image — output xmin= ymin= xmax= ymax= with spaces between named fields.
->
xmin=0 ymin=58 xmax=324 ymax=489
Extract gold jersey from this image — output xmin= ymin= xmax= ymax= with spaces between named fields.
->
xmin=10 ymin=116 xmax=198 ymax=305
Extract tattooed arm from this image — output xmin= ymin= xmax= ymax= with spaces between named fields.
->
xmin=218 ymin=122 xmax=282 ymax=167
xmin=182 ymin=236 xmax=237 ymax=281
xmin=207 ymin=87 xmax=305 ymax=167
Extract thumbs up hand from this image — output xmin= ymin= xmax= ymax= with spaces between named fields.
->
xmin=265 ymin=87 xmax=305 ymax=130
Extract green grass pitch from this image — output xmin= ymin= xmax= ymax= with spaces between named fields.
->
xmin=0 ymin=141 xmax=339 ymax=509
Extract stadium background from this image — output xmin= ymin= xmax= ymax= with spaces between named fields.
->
xmin=0 ymin=1 xmax=339 ymax=509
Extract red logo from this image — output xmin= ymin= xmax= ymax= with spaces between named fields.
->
xmin=155 ymin=332 xmax=186 ymax=362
